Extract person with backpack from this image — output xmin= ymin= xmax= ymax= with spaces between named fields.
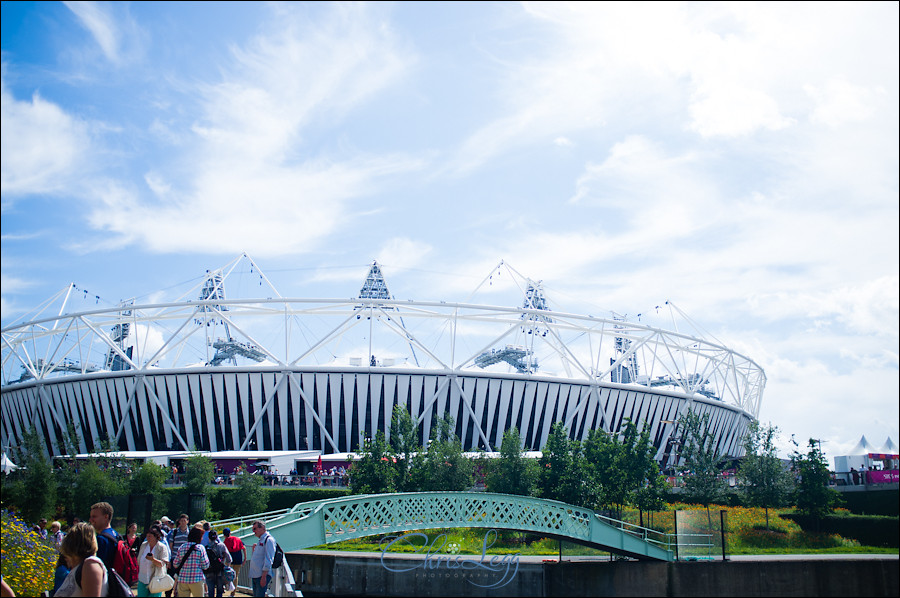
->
xmin=204 ymin=530 xmax=232 ymax=598
xmin=164 ymin=514 xmax=189 ymax=596
xmin=171 ymin=525 xmax=209 ymax=597
xmin=89 ymin=502 xmax=122 ymax=570
xmin=54 ymin=522 xmax=107 ymax=596
xmin=221 ymin=529 xmax=246 ymax=598
xmin=248 ymin=521 xmax=276 ymax=597
xmin=89 ymin=502 xmax=139 ymax=586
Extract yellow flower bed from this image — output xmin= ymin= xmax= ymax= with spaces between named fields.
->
xmin=1 ymin=510 xmax=57 ymax=597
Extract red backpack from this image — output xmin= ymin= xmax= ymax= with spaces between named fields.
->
xmin=100 ymin=531 xmax=139 ymax=585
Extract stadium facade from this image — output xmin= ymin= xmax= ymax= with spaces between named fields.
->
xmin=1 ymin=256 xmax=765 ymax=470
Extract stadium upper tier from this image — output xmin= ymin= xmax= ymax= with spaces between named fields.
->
xmin=1 ymin=256 xmax=764 ymax=462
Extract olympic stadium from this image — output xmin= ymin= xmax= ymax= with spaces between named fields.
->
xmin=1 ymin=255 xmax=765 ymax=470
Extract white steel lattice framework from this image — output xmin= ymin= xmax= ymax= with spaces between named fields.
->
xmin=1 ymin=256 xmax=765 ymax=466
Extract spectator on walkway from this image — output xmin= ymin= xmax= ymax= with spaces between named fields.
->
xmin=165 ymin=514 xmax=190 ymax=597
xmin=49 ymin=521 xmax=65 ymax=549
xmin=205 ymin=530 xmax=232 ymax=598
xmin=159 ymin=517 xmax=173 ymax=537
xmin=52 ymin=553 xmax=70 ymax=595
xmin=248 ymin=521 xmax=275 ymax=597
xmin=136 ymin=525 xmax=169 ymax=598
xmin=171 ymin=526 xmax=209 ymax=597
xmin=55 ymin=522 xmax=107 ymax=597
xmin=33 ymin=518 xmax=48 ymax=539
xmin=89 ymin=502 xmax=122 ymax=570
xmin=221 ymin=528 xmax=246 ymax=598
xmin=200 ymin=521 xmax=212 ymax=547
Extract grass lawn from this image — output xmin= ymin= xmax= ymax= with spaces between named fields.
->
xmin=313 ymin=505 xmax=898 ymax=557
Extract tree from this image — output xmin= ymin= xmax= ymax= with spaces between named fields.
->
xmin=739 ymin=421 xmax=794 ymax=529
xmin=73 ymin=460 xmax=127 ymax=517
xmin=129 ymin=461 xmax=169 ymax=497
xmin=349 ymin=431 xmax=397 ymax=494
xmin=183 ymin=452 xmax=215 ymax=495
xmin=486 ymin=427 xmax=538 ymax=496
xmin=791 ymin=438 xmax=841 ymax=520
xmin=677 ymin=411 xmax=727 ymax=508
xmin=389 ymin=405 xmax=420 ymax=492
xmin=538 ymin=422 xmax=592 ymax=508
xmin=583 ymin=419 xmax=666 ymax=522
xmin=54 ymin=422 xmax=84 ymax=523
xmin=582 ymin=427 xmax=621 ymax=510
xmin=417 ymin=413 xmax=473 ymax=491
xmin=5 ymin=425 xmax=56 ymax=523
xmin=229 ymin=469 xmax=269 ymax=516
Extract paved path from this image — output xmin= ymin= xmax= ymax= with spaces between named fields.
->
xmin=293 ymin=549 xmax=898 ymax=562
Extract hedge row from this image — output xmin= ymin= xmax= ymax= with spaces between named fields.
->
xmin=783 ymin=513 xmax=899 ymax=548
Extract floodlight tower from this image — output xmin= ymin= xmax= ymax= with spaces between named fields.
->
xmin=104 ymin=300 xmax=134 ymax=371
xmin=199 ymin=269 xmax=265 ymax=366
xmin=357 ymin=261 xmax=420 ymax=366
xmin=610 ymin=315 xmax=640 ymax=384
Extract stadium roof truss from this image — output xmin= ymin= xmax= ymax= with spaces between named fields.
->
xmin=2 ymin=294 xmax=765 ymax=420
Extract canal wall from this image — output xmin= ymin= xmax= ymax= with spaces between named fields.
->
xmin=287 ymin=552 xmax=899 ymax=597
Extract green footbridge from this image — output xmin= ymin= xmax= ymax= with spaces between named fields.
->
xmin=218 ymin=492 xmax=673 ymax=562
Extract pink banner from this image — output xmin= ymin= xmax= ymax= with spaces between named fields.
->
xmin=867 ymin=469 xmax=899 ymax=484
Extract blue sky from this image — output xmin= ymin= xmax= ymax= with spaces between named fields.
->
xmin=2 ymin=1 xmax=897 ymax=459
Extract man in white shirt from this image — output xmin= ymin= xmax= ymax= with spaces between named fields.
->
xmin=248 ymin=521 xmax=275 ymax=597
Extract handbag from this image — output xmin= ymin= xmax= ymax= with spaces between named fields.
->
xmin=148 ymin=569 xmax=175 ymax=593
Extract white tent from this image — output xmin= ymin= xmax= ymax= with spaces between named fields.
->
xmin=1 ymin=453 xmax=18 ymax=474
xmin=848 ymin=435 xmax=875 ymax=456
xmin=879 ymin=437 xmax=898 ymax=454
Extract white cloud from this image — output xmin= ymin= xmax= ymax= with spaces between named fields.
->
xmin=747 ymin=276 xmax=900 ymax=339
xmin=0 ymin=69 xmax=91 ymax=202
xmin=64 ymin=1 xmax=121 ymax=61
xmin=86 ymin=3 xmax=420 ymax=256
xmin=688 ymin=85 xmax=794 ymax=137
xmin=63 ymin=1 xmax=143 ymax=64
xmin=449 ymin=2 xmax=897 ymax=169
xmin=375 ymin=238 xmax=433 ymax=271
xmin=805 ymin=79 xmax=881 ymax=127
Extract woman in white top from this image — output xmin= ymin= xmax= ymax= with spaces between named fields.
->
xmin=54 ymin=522 xmax=108 ymax=597
xmin=136 ymin=525 xmax=170 ymax=597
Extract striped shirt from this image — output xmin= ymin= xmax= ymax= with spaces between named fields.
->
xmin=172 ymin=542 xmax=209 ymax=584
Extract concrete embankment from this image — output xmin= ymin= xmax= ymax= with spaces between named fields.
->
xmin=287 ymin=551 xmax=899 ymax=597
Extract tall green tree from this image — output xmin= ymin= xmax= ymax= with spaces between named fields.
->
xmin=538 ymin=422 xmax=592 ymax=508
xmin=487 ymin=427 xmax=538 ymax=496
xmin=73 ymin=460 xmax=128 ymax=517
xmin=129 ymin=461 xmax=169 ymax=499
xmin=582 ymin=427 xmax=621 ymax=510
xmin=228 ymin=469 xmax=270 ymax=516
xmin=677 ymin=411 xmax=727 ymax=508
xmin=791 ymin=438 xmax=841 ymax=520
xmin=739 ymin=421 xmax=794 ymax=529
xmin=5 ymin=425 xmax=56 ymax=523
xmin=583 ymin=419 xmax=666 ymax=522
xmin=54 ymin=422 xmax=84 ymax=522
xmin=349 ymin=431 xmax=397 ymax=494
xmin=183 ymin=452 xmax=215 ymax=495
xmin=418 ymin=413 xmax=473 ymax=491
xmin=389 ymin=405 xmax=420 ymax=492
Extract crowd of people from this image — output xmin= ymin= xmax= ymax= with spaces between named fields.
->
xmin=6 ymin=502 xmax=280 ymax=598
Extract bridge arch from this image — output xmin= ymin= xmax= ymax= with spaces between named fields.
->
xmin=225 ymin=492 xmax=672 ymax=561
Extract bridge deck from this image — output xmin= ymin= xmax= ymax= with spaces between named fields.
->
xmin=216 ymin=492 xmax=673 ymax=562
